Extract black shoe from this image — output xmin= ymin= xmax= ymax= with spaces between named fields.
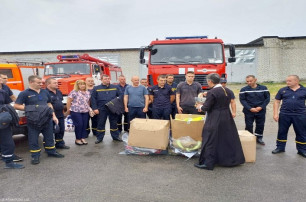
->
xmin=95 ymin=139 xmax=103 ymax=144
xmin=5 ymin=162 xmax=25 ymax=169
xmin=297 ymin=151 xmax=306 ymax=158
xmin=56 ymin=145 xmax=70 ymax=149
xmin=272 ymin=148 xmax=285 ymax=154
xmin=256 ymin=137 xmax=265 ymax=145
xmin=48 ymin=152 xmax=65 ymax=158
xmin=31 ymin=156 xmax=40 ymax=165
xmin=13 ymin=154 xmax=23 ymax=162
xmin=194 ymin=163 xmax=213 ymax=170
xmin=113 ymin=137 xmax=123 ymax=142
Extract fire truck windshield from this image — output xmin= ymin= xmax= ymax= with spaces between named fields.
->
xmin=150 ymin=43 xmax=223 ymax=65
xmin=45 ymin=63 xmax=91 ymax=75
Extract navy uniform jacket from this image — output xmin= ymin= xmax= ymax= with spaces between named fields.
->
xmin=275 ymin=85 xmax=306 ymax=115
xmin=47 ymin=88 xmax=64 ymax=118
xmin=166 ymin=82 xmax=178 ymax=107
xmin=0 ymin=89 xmax=11 ymax=105
xmin=91 ymin=84 xmax=120 ymax=111
xmin=117 ymin=84 xmax=129 ymax=99
xmin=148 ymin=85 xmax=174 ymax=109
xmin=15 ymin=88 xmax=51 ymax=106
xmin=239 ymin=84 xmax=270 ymax=112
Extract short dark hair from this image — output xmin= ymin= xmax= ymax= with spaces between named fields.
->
xmin=45 ymin=77 xmax=55 ymax=85
xmin=186 ymin=71 xmax=195 ymax=75
xmin=166 ymin=74 xmax=174 ymax=78
xmin=207 ymin=73 xmax=220 ymax=84
xmin=157 ymin=74 xmax=166 ymax=80
xmin=101 ymin=74 xmax=110 ymax=79
xmin=28 ymin=75 xmax=41 ymax=82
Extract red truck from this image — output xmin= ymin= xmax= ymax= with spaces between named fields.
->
xmin=139 ymin=36 xmax=236 ymax=89
xmin=43 ymin=54 xmax=122 ymax=103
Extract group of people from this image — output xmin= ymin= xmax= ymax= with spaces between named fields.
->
xmin=0 ymin=71 xmax=305 ymax=170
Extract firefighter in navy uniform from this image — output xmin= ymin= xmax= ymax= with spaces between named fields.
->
xmin=272 ymin=75 xmax=306 ymax=157
xmin=0 ymin=87 xmax=24 ymax=169
xmin=166 ymin=74 xmax=178 ymax=119
xmin=117 ymin=75 xmax=129 ymax=133
xmin=46 ymin=78 xmax=70 ymax=149
xmin=239 ymin=75 xmax=270 ymax=145
xmin=14 ymin=75 xmax=64 ymax=165
xmin=91 ymin=74 xmax=122 ymax=144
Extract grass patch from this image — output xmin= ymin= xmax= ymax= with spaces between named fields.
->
xmin=228 ymin=81 xmax=306 ymax=98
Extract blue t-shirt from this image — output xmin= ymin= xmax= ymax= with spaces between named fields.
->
xmin=124 ymin=85 xmax=148 ymax=108
xmin=275 ymin=85 xmax=306 ymax=115
xmin=15 ymin=88 xmax=51 ymax=106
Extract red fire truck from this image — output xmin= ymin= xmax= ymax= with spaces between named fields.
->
xmin=43 ymin=54 xmax=122 ymax=103
xmin=139 ymin=36 xmax=236 ymax=89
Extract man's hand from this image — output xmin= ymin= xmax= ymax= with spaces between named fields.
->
xmin=250 ymin=108 xmax=259 ymax=113
xmin=94 ymin=109 xmax=99 ymax=115
xmin=273 ymin=114 xmax=279 ymax=122
xmin=53 ymin=116 xmax=59 ymax=125
xmin=232 ymin=112 xmax=236 ymax=118
xmin=177 ymin=106 xmax=183 ymax=114
xmin=143 ymin=107 xmax=148 ymax=113
xmin=125 ymin=107 xmax=129 ymax=113
xmin=255 ymin=107 xmax=262 ymax=112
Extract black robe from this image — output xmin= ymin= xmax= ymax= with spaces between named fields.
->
xmin=199 ymin=86 xmax=245 ymax=168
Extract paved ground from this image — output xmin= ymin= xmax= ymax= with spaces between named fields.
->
xmin=1 ymin=90 xmax=305 ymax=202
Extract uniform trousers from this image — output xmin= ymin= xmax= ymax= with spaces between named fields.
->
xmin=96 ymin=108 xmax=119 ymax=141
xmin=27 ymin=120 xmax=56 ymax=157
xmin=276 ymin=113 xmax=306 ymax=152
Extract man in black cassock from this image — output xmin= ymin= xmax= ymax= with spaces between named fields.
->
xmin=194 ymin=73 xmax=245 ymax=170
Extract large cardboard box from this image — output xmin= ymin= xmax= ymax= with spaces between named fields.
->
xmin=171 ymin=114 xmax=205 ymax=141
xmin=238 ymin=130 xmax=256 ymax=163
xmin=128 ymin=118 xmax=170 ymax=150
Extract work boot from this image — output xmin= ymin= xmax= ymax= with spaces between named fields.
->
xmin=256 ymin=137 xmax=265 ymax=145
xmin=48 ymin=152 xmax=64 ymax=158
xmin=31 ymin=156 xmax=40 ymax=165
xmin=13 ymin=154 xmax=23 ymax=162
xmin=5 ymin=162 xmax=25 ymax=169
xmin=297 ymin=151 xmax=306 ymax=158
xmin=272 ymin=148 xmax=285 ymax=154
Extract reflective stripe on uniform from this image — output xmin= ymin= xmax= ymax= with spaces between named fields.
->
xmin=1 ymin=154 xmax=13 ymax=158
xmin=30 ymin=149 xmax=41 ymax=153
xmin=110 ymin=128 xmax=118 ymax=131
xmin=96 ymin=88 xmax=117 ymax=92
xmin=277 ymin=139 xmax=287 ymax=142
xmin=96 ymin=129 xmax=105 ymax=132
xmin=296 ymin=141 xmax=306 ymax=144
xmin=45 ymin=146 xmax=55 ymax=149
xmin=55 ymin=139 xmax=63 ymax=142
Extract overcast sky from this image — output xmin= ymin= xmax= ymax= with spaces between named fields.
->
xmin=0 ymin=0 xmax=305 ymax=52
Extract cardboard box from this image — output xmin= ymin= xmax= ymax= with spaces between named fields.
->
xmin=171 ymin=114 xmax=205 ymax=141
xmin=238 ymin=130 xmax=256 ymax=163
xmin=128 ymin=118 xmax=170 ymax=150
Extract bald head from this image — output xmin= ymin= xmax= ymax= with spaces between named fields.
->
xmin=131 ymin=76 xmax=140 ymax=87
xmin=286 ymin=75 xmax=300 ymax=89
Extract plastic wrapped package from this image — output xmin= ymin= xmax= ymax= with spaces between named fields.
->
xmin=119 ymin=132 xmax=168 ymax=155
xmin=169 ymin=136 xmax=202 ymax=158
xmin=64 ymin=115 xmax=74 ymax=132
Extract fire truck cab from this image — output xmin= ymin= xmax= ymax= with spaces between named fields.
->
xmin=140 ymin=36 xmax=236 ymax=89
xmin=44 ymin=54 xmax=122 ymax=103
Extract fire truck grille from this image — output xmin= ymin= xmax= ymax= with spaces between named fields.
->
xmin=173 ymin=74 xmax=208 ymax=86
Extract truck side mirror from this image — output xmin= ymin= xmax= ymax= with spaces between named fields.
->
xmin=229 ymin=45 xmax=236 ymax=57
xmin=140 ymin=48 xmax=145 ymax=64
xmin=228 ymin=58 xmax=236 ymax=63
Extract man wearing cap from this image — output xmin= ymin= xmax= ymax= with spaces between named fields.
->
xmin=220 ymin=78 xmax=236 ymax=118
xmin=239 ymin=75 xmax=270 ymax=145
